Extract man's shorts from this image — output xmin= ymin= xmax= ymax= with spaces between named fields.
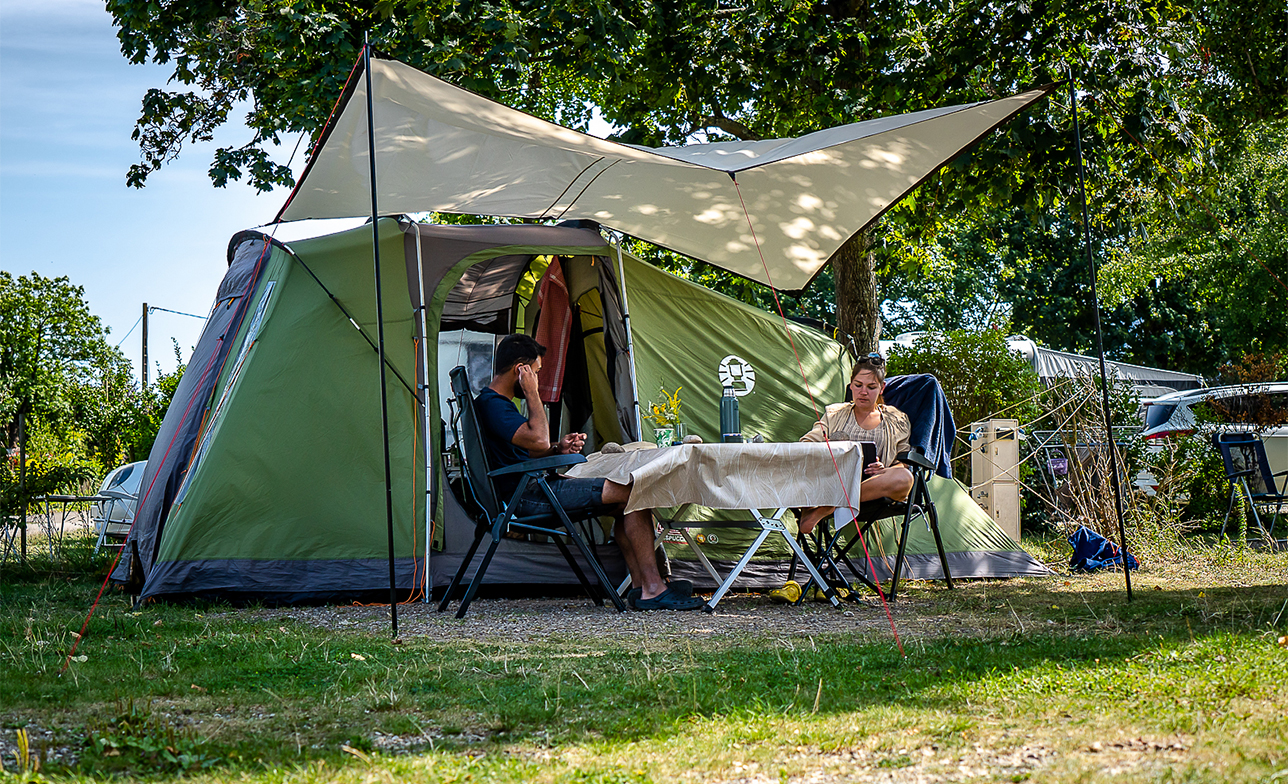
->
xmin=515 ymin=477 xmax=608 ymax=518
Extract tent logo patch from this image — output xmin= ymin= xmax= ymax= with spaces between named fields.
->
xmin=718 ymin=355 xmax=756 ymax=396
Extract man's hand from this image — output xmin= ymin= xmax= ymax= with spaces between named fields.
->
xmin=516 ymin=362 xmax=540 ymax=399
xmin=864 ymin=460 xmax=886 ymax=476
xmin=556 ymin=432 xmax=587 ymax=455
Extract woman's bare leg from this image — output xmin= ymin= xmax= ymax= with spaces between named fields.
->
xmin=859 ymin=465 xmax=914 ymax=503
xmin=797 ymin=465 xmax=915 ymax=535
xmin=798 ymin=506 xmax=834 ymax=535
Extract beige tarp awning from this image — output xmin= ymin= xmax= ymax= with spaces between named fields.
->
xmin=277 ymin=56 xmax=1055 ymax=290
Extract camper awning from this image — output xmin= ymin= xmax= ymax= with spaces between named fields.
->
xmin=277 ymin=56 xmax=1056 ymax=290
xmin=1032 ymin=347 xmax=1205 ymax=392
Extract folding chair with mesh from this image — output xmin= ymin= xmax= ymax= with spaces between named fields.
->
xmin=437 ymin=365 xmax=627 ymax=618
xmin=1213 ymin=432 xmax=1287 ymax=542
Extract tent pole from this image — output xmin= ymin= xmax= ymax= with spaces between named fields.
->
xmin=1069 ymin=74 xmax=1133 ymax=601
xmin=612 ymin=233 xmax=643 ymax=439
xmin=413 ymin=223 xmax=434 ymax=603
xmin=364 ymin=37 xmax=401 ymax=633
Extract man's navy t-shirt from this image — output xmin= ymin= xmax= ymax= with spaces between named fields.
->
xmin=474 ymin=387 xmax=532 ymax=495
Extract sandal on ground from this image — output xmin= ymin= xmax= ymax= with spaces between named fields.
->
xmin=626 ymin=587 xmax=642 ymax=609
xmin=769 ymin=580 xmax=802 ymax=604
xmin=633 ymin=587 xmax=704 ymax=611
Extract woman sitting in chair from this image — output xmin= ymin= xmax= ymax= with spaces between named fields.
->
xmin=796 ymin=353 xmax=915 ymax=535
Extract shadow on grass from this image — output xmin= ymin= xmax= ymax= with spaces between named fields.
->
xmin=2 ymin=574 xmax=1286 ymax=778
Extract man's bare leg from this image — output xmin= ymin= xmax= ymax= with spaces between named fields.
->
xmin=603 ymin=481 xmax=668 ymax=600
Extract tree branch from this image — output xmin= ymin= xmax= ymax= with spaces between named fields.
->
xmin=698 ymin=114 xmax=761 ymax=140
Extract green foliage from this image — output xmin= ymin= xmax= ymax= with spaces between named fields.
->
xmin=0 ymin=272 xmax=114 ymax=450
xmin=886 ymin=329 xmax=1042 ymax=463
xmin=1165 ymin=432 xmax=1228 ymax=531
xmin=0 ymin=434 xmax=98 ymax=519
xmin=882 ymin=209 xmax=1228 ymax=374
xmin=1100 ymin=120 xmax=1288 ymax=359
xmin=72 ymin=340 xmax=187 ymax=468
xmin=0 ymin=273 xmax=187 ymax=519
xmin=105 ymin=0 xmax=1288 ymax=364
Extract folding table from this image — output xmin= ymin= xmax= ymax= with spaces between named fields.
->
xmin=566 ymin=441 xmax=871 ymax=611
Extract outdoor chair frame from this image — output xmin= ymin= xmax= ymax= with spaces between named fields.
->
xmin=438 ymin=365 xmax=627 ymax=618
xmin=1213 ymin=431 xmax=1287 ymax=542
xmin=92 ymin=488 xmax=136 ymax=555
xmin=787 ymin=446 xmax=954 ymax=603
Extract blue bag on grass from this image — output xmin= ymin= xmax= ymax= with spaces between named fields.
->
xmin=1068 ymin=526 xmax=1139 ymax=572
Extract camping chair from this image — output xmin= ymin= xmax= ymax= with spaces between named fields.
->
xmin=788 ymin=446 xmax=954 ymax=602
xmin=438 ymin=365 xmax=627 ymax=618
xmin=1213 ymin=432 xmax=1287 ymax=542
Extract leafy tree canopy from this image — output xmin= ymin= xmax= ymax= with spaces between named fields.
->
xmin=0 ymin=272 xmax=115 ymax=450
xmin=881 ymin=207 xmax=1230 ymax=374
xmin=110 ymin=0 xmax=1286 ymax=220
xmin=1099 ymin=119 xmax=1288 ymax=359
xmin=108 ymin=0 xmax=1287 ymax=356
xmin=1 ymin=275 xmax=188 ymax=514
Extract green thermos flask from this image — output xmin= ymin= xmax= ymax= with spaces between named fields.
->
xmin=720 ymin=385 xmax=742 ymax=443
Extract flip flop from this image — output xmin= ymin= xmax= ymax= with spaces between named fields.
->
xmin=633 ymin=586 xmax=704 ymax=611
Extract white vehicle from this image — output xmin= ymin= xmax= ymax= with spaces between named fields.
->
xmin=90 ymin=461 xmax=146 ymax=552
xmin=1139 ymin=383 xmax=1288 ymax=478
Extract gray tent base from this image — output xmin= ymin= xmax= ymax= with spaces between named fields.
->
xmin=141 ymin=557 xmax=421 ymax=605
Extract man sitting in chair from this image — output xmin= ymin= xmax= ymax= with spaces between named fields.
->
xmin=474 ymin=334 xmax=702 ymax=611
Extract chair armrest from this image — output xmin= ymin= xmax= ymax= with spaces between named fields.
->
xmin=488 ymin=454 xmax=587 ymax=477
xmin=1226 ymin=468 xmax=1256 ymax=480
xmin=1272 ymin=469 xmax=1288 ymax=478
xmin=895 ymin=448 xmax=935 ymax=472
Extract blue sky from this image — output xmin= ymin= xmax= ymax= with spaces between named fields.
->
xmin=0 ymin=0 xmax=352 ymax=378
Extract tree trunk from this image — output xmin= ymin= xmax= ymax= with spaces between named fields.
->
xmin=831 ymin=229 xmax=881 ymax=354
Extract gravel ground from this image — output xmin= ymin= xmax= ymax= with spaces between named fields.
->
xmin=237 ymin=593 xmax=952 ymax=648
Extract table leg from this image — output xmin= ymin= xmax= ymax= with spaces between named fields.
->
xmin=704 ymin=527 xmax=773 ymax=613
xmin=680 ymin=528 xmax=726 ymax=587
xmin=764 ymin=508 xmax=842 ymax=609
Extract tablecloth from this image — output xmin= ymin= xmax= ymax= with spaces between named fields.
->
xmin=565 ymin=441 xmax=867 ymax=513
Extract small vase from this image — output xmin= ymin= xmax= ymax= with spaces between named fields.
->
xmin=653 ymin=426 xmax=675 ymax=448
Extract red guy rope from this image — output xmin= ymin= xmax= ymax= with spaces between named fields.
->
xmin=732 ymin=178 xmax=904 ymax=657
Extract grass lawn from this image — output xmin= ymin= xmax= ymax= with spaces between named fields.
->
xmin=2 ymin=533 xmax=1286 ymax=783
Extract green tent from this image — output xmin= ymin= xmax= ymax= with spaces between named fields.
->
xmin=121 ymin=218 xmax=1045 ymax=604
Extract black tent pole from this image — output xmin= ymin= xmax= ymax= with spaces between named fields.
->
xmin=365 ymin=36 xmax=400 ymax=634
xmin=1069 ymin=73 xmax=1133 ymax=601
